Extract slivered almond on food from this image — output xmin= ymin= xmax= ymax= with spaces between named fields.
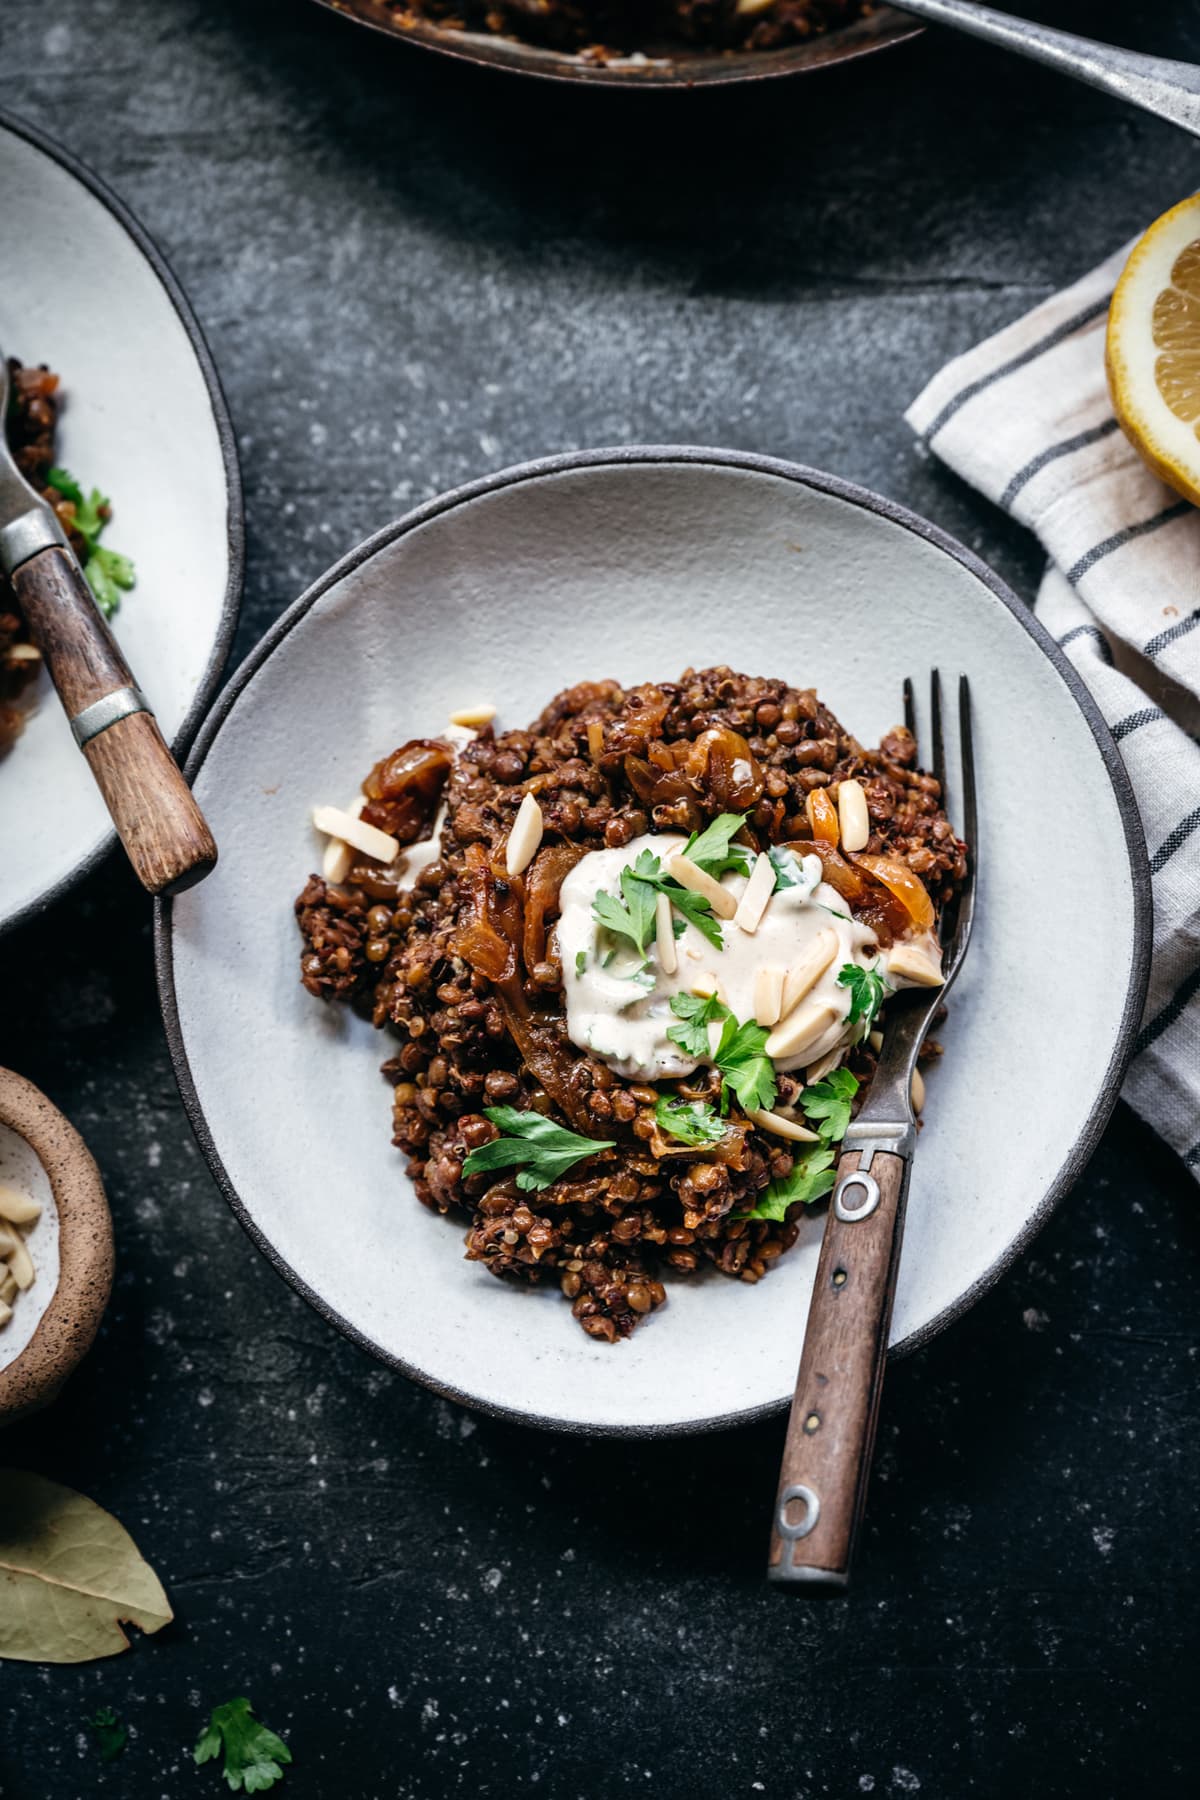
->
xmin=667 ymin=853 xmax=737 ymax=920
xmin=449 ymin=704 xmax=496 ymax=728
xmin=321 ymin=796 xmax=366 ymax=883
xmin=6 ymin=1235 xmax=33 ymax=1292
xmin=733 ymin=853 xmax=776 ymax=934
xmin=744 ymin=1107 xmax=820 ymax=1143
xmin=780 ymin=926 xmax=838 ymax=1015
xmin=505 ymin=791 xmax=544 ymax=877
xmin=312 ymin=804 xmax=400 ymax=866
xmin=0 ymin=1184 xmax=42 ymax=1225
xmin=655 ymin=893 xmax=678 ymax=975
xmin=887 ymin=942 xmax=944 ymax=987
xmin=754 ymin=965 xmax=785 ymax=1029
xmin=837 ymin=778 xmax=870 ymax=854
xmin=766 ymin=997 xmax=841 ymax=1063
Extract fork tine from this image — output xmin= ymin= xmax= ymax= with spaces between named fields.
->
xmin=938 ymin=674 xmax=977 ymax=973
xmin=903 ymin=676 xmax=916 ymax=742
xmin=930 ymin=669 xmax=947 ymax=811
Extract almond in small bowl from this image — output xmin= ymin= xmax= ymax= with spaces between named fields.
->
xmin=0 ymin=1069 xmax=113 ymax=1427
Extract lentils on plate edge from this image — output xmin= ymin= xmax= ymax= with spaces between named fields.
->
xmin=295 ymin=668 xmax=964 ymax=1341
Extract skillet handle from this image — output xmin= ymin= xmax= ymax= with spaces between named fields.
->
xmin=12 ymin=545 xmax=217 ymax=896
xmin=766 ymin=1146 xmax=911 ymax=1590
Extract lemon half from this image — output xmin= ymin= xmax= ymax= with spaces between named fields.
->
xmin=1106 ymin=193 xmax=1200 ymax=507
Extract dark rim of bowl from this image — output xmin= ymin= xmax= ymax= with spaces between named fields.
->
xmin=155 ymin=445 xmax=1153 ymax=1438
xmin=0 ymin=106 xmax=245 ymax=943
xmin=308 ymin=0 xmax=923 ymax=89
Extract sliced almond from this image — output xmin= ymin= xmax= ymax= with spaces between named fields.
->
xmin=6 ymin=642 xmax=41 ymax=663
xmin=313 ymin=804 xmax=400 ymax=866
xmin=887 ymin=942 xmax=944 ymax=987
xmin=868 ymin=1030 xmax=884 ymax=1052
xmin=733 ymin=853 xmax=776 ymax=935
xmin=449 ymin=704 xmax=496 ymax=728
xmin=0 ymin=1184 xmax=42 ymax=1225
xmin=505 ymin=791 xmax=544 ymax=877
xmin=667 ymin=853 xmax=737 ymax=920
xmin=690 ymin=970 xmax=722 ymax=1000
xmin=837 ymin=779 xmax=870 ymax=854
xmin=320 ymin=796 xmax=366 ymax=884
xmin=0 ymin=1268 xmax=16 ymax=1305
xmin=806 ymin=1046 xmax=846 ymax=1084
xmin=0 ymin=1220 xmax=20 ymax=1258
xmin=745 ymin=1106 xmax=821 ymax=1143
xmin=780 ymin=926 xmax=839 ymax=1016
xmin=0 ymin=1297 xmax=11 ymax=1328
xmin=655 ymin=892 xmax=678 ymax=976
xmin=6 ymin=1235 xmax=34 ymax=1291
xmin=754 ymin=965 xmax=785 ymax=1029
xmin=766 ymin=998 xmax=841 ymax=1063
xmin=912 ymin=1065 xmax=927 ymax=1114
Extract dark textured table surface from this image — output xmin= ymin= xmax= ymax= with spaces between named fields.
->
xmin=1 ymin=3 xmax=1198 ymax=1795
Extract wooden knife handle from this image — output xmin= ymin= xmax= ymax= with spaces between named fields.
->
xmin=766 ymin=1147 xmax=911 ymax=1589
xmin=12 ymin=545 xmax=217 ymax=896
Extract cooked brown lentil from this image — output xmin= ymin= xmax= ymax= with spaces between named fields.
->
xmin=386 ymin=0 xmax=871 ymax=57
xmin=295 ymin=668 xmax=966 ymax=1341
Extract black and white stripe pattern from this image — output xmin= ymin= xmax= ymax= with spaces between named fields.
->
xmin=908 ymin=247 xmax=1200 ymax=1179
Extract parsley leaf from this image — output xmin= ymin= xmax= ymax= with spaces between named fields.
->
xmin=46 ymin=464 xmax=136 ymax=622
xmin=654 ymin=1095 xmax=726 ymax=1146
xmin=194 ymin=1697 xmax=291 ymax=1794
xmin=799 ymin=1067 xmax=859 ymax=1144
xmin=659 ymin=879 xmax=723 ymax=950
xmin=712 ymin=1013 xmax=777 ymax=1114
xmin=592 ymin=861 xmax=658 ymax=963
xmin=768 ymin=845 xmax=805 ymax=891
xmin=683 ymin=811 xmax=752 ymax=879
xmin=739 ymin=1145 xmax=837 ymax=1221
xmin=837 ymin=963 xmax=892 ymax=1038
xmin=88 ymin=1706 xmax=127 ymax=1764
xmin=462 ymin=1107 xmax=616 ymax=1192
xmin=666 ymin=991 xmax=729 ymax=1060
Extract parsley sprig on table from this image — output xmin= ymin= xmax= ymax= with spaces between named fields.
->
xmin=654 ymin=1094 xmax=726 ymax=1146
xmin=46 ymin=465 xmax=136 ymax=620
xmin=461 ymin=1107 xmax=616 ymax=1192
xmin=194 ymin=1697 xmax=292 ymax=1794
xmin=738 ymin=1145 xmax=838 ymax=1222
xmin=799 ymin=1067 xmax=859 ymax=1145
xmin=666 ymin=993 xmax=777 ymax=1115
xmin=837 ymin=962 xmax=892 ymax=1039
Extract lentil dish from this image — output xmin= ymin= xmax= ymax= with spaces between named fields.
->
xmin=385 ymin=0 xmax=872 ymax=58
xmin=297 ymin=669 xmax=965 ymax=1342
xmin=1 ymin=358 xmax=136 ymax=757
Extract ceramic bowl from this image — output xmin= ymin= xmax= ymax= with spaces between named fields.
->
xmin=158 ymin=448 xmax=1151 ymax=1435
xmin=310 ymin=0 xmax=920 ymax=87
xmin=0 ymin=108 xmax=242 ymax=938
xmin=0 ymin=1068 xmax=113 ymax=1425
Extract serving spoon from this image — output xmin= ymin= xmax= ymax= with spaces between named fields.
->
xmin=0 ymin=355 xmax=217 ymax=896
xmin=885 ymin=0 xmax=1200 ymax=137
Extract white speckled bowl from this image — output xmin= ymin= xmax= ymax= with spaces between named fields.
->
xmin=157 ymin=449 xmax=1151 ymax=1435
xmin=0 ymin=109 xmax=242 ymax=937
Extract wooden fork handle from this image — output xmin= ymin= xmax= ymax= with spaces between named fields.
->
xmin=767 ymin=1146 xmax=912 ymax=1589
xmin=12 ymin=546 xmax=217 ymax=896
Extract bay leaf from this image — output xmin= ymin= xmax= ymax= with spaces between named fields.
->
xmin=0 ymin=1469 xmax=173 ymax=1663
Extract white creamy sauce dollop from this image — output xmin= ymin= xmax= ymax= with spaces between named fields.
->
xmin=555 ymin=832 xmax=905 ymax=1083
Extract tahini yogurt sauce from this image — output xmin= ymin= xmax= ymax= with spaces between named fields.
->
xmin=555 ymin=832 xmax=897 ymax=1082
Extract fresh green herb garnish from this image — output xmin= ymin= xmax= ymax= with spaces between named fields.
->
xmin=592 ymin=856 xmax=659 ymax=963
xmin=654 ymin=1095 xmax=726 ymax=1146
xmin=194 ymin=1697 xmax=292 ymax=1794
xmin=666 ymin=994 xmax=777 ymax=1115
xmin=461 ymin=1107 xmax=615 ymax=1193
xmin=739 ymin=1145 xmax=837 ymax=1221
xmin=799 ymin=1067 xmax=859 ymax=1145
xmin=46 ymin=465 xmax=136 ymax=621
xmin=837 ymin=963 xmax=892 ymax=1039
xmin=682 ymin=811 xmax=752 ymax=879
xmin=817 ymin=904 xmax=852 ymax=922
xmin=575 ymin=950 xmax=587 ymax=978
xmin=88 ymin=1706 xmax=127 ymax=1763
xmin=666 ymin=990 xmax=728 ymax=1060
xmin=768 ymin=845 xmax=805 ymax=891
xmin=660 ymin=879 xmax=724 ymax=949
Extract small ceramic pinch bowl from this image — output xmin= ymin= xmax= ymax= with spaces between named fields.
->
xmin=0 ymin=1068 xmax=113 ymax=1426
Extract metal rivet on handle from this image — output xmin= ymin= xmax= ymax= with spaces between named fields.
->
xmin=834 ymin=1170 xmax=881 ymax=1223
xmin=777 ymin=1483 xmax=820 ymax=1541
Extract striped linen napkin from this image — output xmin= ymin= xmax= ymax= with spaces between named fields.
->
xmin=907 ymin=246 xmax=1200 ymax=1180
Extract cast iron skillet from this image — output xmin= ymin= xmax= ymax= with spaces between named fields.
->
xmin=309 ymin=0 xmax=920 ymax=87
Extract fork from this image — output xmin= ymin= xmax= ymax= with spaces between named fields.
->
xmin=766 ymin=671 xmax=977 ymax=1589
xmin=888 ymin=1 xmax=1200 ymax=139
